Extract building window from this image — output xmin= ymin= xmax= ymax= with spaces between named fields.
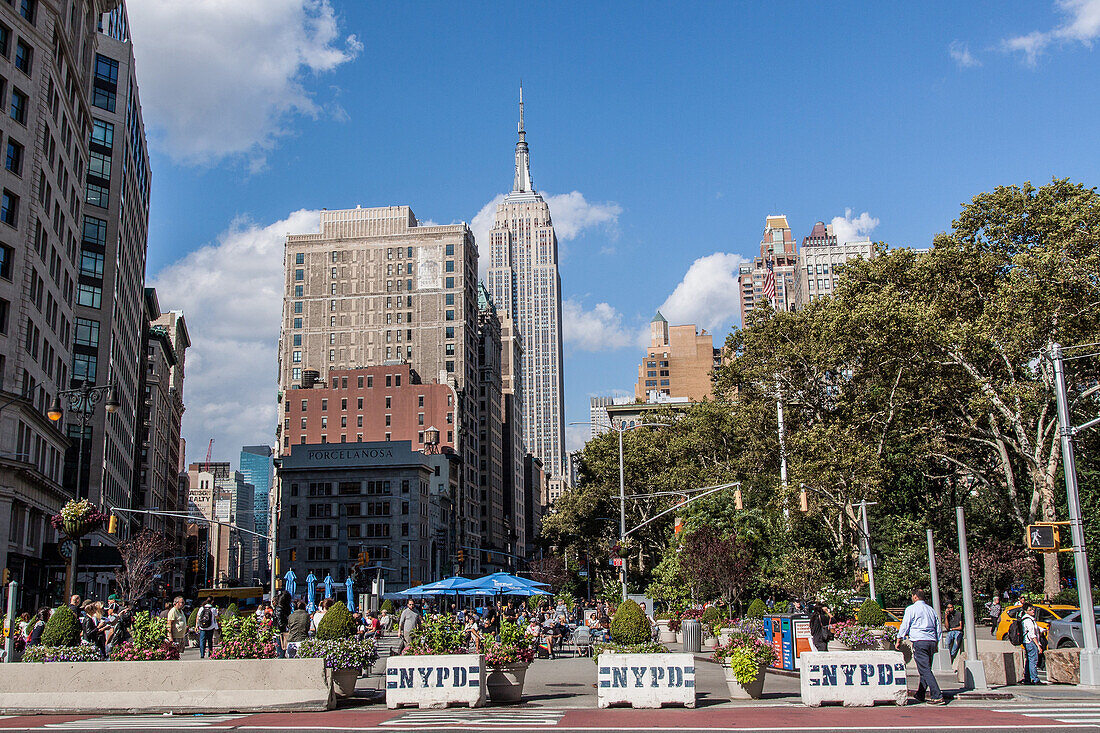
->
xmin=445 ymin=327 xmax=454 ymax=338
xmin=72 ymin=352 xmax=97 ymax=381
xmin=0 ymin=244 xmax=10 ymax=279
xmin=91 ymin=86 xmax=115 ymax=112
xmin=385 ymin=414 xmax=391 ymax=426
xmin=445 ymin=244 xmax=454 ymax=256
xmin=293 ymin=317 xmax=302 ymax=328
xmin=0 ymin=25 xmax=8 ymax=58
xmin=445 ymin=310 xmax=454 ymax=321
xmin=296 ymin=252 xmax=304 ymax=264
xmin=292 ymin=367 xmax=301 ymax=381
xmin=74 ymin=318 xmax=99 ymax=347
xmin=294 ymin=285 xmax=303 ymax=297
xmin=94 ymin=54 xmax=118 ymax=85
xmin=89 ymin=151 xmax=111 ymax=179
xmin=295 ymin=268 xmax=304 ymax=281
xmin=4 ymin=139 xmax=22 ymax=175
xmin=91 ymin=119 xmax=114 ymax=148
xmin=445 ymin=260 xmax=454 ymax=272
xmin=77 ymin=283 xmax=101 ymax=308
xmin=293 ymin=302 xmax=302 ymax=314
xmin=0 ymin=190 xmax=14 ymax=227
xmin=18 ymin=0 xmax=34 ymax=25
xmin=85 ymin=182 xmax=109 ymax=208
xmin=292 ymin=350 xmax=301 ymax=363
xmin=445 ymin=277 xmax=454 ymax=288
xmin=13 ymin=40 xmax=31 ymax=74
xmin=9 ymin=88 xmax=27 ymax=124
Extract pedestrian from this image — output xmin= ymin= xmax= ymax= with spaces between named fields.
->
xmin=80 ymin=601 xmax=107 ymax=657
xmin=379 ymin=605 xmax=393 ymax=633
xmin=310 ymin=597 xmax=332 ymax=634
xmin=286 ymin=600 xmax=311 ymax=643
xmin=987 ymin=597 xmax=1002 ymax=635
xmin=27 ymin=608 xmax=49 ymax=646
xmin=1021 ymin=602 xmax=1045 ymax=685
xmin=167 ymin=596 xmax=188 ymax=651
xmin=809 ymin=603 xmax=833 ymax=651
xmin=68 ymin=594 xmax=82 ymax=617
xmin=195 ymin=597 xmax=218 ymax=659
xmin=397 ymin=599 xmax=419 ymax=653
xmin=944 ymin=603 xmax=963 ymax=660
xmin=897 ymin=588 xmax=945 ymax=705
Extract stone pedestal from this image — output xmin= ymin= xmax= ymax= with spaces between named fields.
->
xmin=1045 ymin=648 xmax=1081 ymax=685
xmin=954 ymin=650 xmax=1023 ymax=686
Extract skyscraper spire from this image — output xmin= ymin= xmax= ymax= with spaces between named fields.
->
xmin=513 ymin=85 xmax=533 ymax=193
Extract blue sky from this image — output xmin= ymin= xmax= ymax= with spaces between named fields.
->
xmin=128 ymin=0 xmax=1100 ymax=463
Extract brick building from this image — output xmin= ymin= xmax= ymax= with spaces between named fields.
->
xmin=634 ymin=312 xmax=719 ymax=401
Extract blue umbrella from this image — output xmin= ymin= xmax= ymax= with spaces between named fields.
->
xmin=283 ymin=569 xmax=297 ymax=597
xmin=345 ymin=576 xmax=356 ymax=613
xmin=482 ymin=572 xmax=550 ymax=588
xmin=323 ymin=574 xmax=335 ymax=599
xmin=305 ymin=572 xmax=317 ymax=613
xmin=456 ymin=574 xmax=541 ymax=596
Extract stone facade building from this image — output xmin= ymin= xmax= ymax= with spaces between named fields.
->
xmin=797 ymin=221 xmax=874 ymax=307
xmin=635 ymin=312 xmax=719 ymax=401
xmin=738 ymin=215 xmax=800 ymax=321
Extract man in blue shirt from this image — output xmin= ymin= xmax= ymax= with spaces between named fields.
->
xmin=897 ymin=588 xmax=945 ymax=704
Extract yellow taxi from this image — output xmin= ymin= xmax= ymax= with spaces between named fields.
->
xmin=993 ymin=603 xmax=1076 ymax=640
xmin=883 ymin=608 xmax=903 ymax=630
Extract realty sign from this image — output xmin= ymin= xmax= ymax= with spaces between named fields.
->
xmin=799 ymin=651 xmax=907 ymax=707
xmin=386 ymin=653 xmax=485 ymax=709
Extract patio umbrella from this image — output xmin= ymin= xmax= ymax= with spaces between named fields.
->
xmin=456 ymin=574 xmax=541 ymax=596
xmin=485 ymin=572 xmax=550 ymax=588
xmin=305 ymin=572 xmax=318 ymax=613
xmin=323 ymin=574 xmax=335 ymax=599
xmin=345 ymin=576 xmax=356 ymax=613
xmin=283 ymin=569 xmax=297 ymax=597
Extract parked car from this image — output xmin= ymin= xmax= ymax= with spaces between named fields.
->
xmin=1047 ymin=607 xmax=1100 ymax=649
xmin=992 ymin=603 xmax=1077 ymax=641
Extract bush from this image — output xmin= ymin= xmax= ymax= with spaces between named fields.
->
xmin=380 ymin=599 xmax=395 ymax=613
xmin=131 ymin=611 xmax=169 ymax=650
xmin=407 ymin=614 xmax=466 ymax=655
xmin=296 ymin=637 xmax=376 ymax=669
xmin=212 ymin=614 xmax=277 ymax=659
xmin=772 ymin=600 xmax=791 ymax=613
xmin=610 ymin=599 xmax=651 ymax=645
xmin=555 ymin=591 xmax=576 ymax=610
xmin=109 ymin=641 xmax=180 ymax=661
xmin=592 ymin=641 xmax=667 ymax=660
xmin=41 ymin=605 xmax=80 ymax=647
xmin=1052 ymin=588 xmax=1079 ymax=605
xmin=701 ymin=606 xmax=723 ymax=624
xmin=316 ymin=601 xmax=356 ymax=640
xmin=858 ymin=599 xmax=887 ymax=626
xmin=22 ymin=645 xmax=102 ymax=663
xmin=222 ymin=603 xmax=239 ymax=620
xmin=187 ymin=607 xmax=199 ymax=628
xmin=746 ymin=599 xmax=767 ymax=618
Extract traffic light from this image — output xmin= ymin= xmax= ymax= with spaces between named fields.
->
xmin=290 ymin=549 xmax=297 ymax=561
xmin=734 ymin=487 xmax=743 ymax=511
xmin=456 ymin=549 xmax=464 ymax=563
xmin=190 ymin=560 xmax=199 ymax=573
xmin=107 ymin=515 xmax=118 ymax=534
xmin=1027 ymin=524 xmax=1059 ymax=551
xmin=1 ymin=568 xmax=9 ymax=585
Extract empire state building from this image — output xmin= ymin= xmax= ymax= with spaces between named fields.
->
xmin=486 ymin=90 xmax=567 ymax=485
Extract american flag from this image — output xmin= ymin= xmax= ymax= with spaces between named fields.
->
xmin=763 ymin=258 xmax=776 ymax=302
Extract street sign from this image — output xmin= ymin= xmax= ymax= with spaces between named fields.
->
xmin=578 ymin=570 xmax=588 ymax=577
xmin=1027 ymin=523 xmax=1059 ymax=551
xmin=610 ymin=558 xmax=624 ymax=567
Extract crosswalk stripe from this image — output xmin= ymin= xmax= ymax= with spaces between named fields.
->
xmin=382 ymin=710 xmax=564 ymax=727
xmin=45 ymin=715 xmax=244 ymax=729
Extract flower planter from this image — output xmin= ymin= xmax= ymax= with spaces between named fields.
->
xmin=718 ymin=631 xmax=732 ymax=646
xmin=62 ymin=519 xmax=89 ymax=538
xmin=385 ymin=653 xmax=485 ymax=709
xmin=723 ymin=661 xmax=767 ymax=700
xmin=331 ymin=668 xmax=360 ymax=698
xmin=675 ymin=631 xmax=683 ymax=644
xmin=701 ymin=636 xmax=718 ymax=651
xmin=656 ymin=620 xmax=676 ymax=644
xmin=597 ymin=652 xmax=696 ymax=709
xmin=486 ymin=661 xmax=528 ymax=703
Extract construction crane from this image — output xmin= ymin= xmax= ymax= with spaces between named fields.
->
xmin=204 ymin=438 xmax=214 ymax=473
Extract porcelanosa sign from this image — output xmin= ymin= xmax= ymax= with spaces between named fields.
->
xmin=280 ymin=443 xmax=419 ymax=470
xmin=305 ymin=447 xmax=394 ymax=462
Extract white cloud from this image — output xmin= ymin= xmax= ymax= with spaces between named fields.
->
xmin=657 ymin=252 xmax=748 ymax=333
xmin=562 ymin=299 xmax=635 ymax=352
xmin=470 ymin=191 xmax=621 ymax=268
xmin=830 ymin=208 xmax=880 ymax=246
xmin=565 ymin=424 xmax=590 ymax=453
xmin=127 ymin=0 xmax=361 ymax=166
xmin=1003 ymin=0 xmax=1100 ymax=64
xmin=949 ymin=41 xmax=981 ymax=68
xmin=150 ymin=210 xmax=321 ymax=463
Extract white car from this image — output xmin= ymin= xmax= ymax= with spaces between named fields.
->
xmin=1047 ymin=607 xmax=1100 ymax=649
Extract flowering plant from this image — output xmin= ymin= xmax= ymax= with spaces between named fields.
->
xmin=669 ymin=607 xmax=703 ymax=633
xmin=712 ymin=632 xmax=775 ymax=684
xmin=50 ymin=499 xmax=109 ymax=535
xmin=880 ymin=625 xmax=899 ymax=645
xmin=109 ymin=641 xmax=180 ymax=661
xmin=212 ymin=614 xmax=277 ymax=659
xmin=834 ymin=624 xmax=879 ymax=650
xmin=405 ymin=615 xmax=467 ymax=655
xmin=728 ymin=618 xmax=765 ymax=636
xmin=295 ymin=637 xmax=376 ymax=669
xmin=482 ymin=621 xmax=536 ymax=666
xmin=22 ymin=645 xmax=103 ymax=663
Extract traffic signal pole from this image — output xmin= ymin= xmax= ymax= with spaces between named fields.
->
xmin=1050 ymin=342 xmax=1100 ymax=687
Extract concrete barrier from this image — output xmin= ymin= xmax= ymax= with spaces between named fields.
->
xmin=799 ymin=651 xmax=907 ymax=707
xmin=953 ymin=649 xmax=1023 ymax=685
xmin=1045 ymin=648 xmax=1080 ymax=684
xmin=386 ymin=654 xmax=485 ymax=709
xmin=0 ymin=658 xmax=334 ymax=714
xmin=597 ymin=653 xmax=696 ymax=709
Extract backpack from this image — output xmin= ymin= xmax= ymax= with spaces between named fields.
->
xmin=198 ymin=606 xmax=213 ymax=628
xmin=1006 ymin=618 xmax=1024 ymax=646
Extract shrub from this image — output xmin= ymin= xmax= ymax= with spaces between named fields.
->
xmin=109 ymin=641 xmax=180 ymax=661
xmin=555 ymin=591 xmax=576 ymax=610
xmin=701 ymin=606 xmax=723 ymax=624
xmin=22 ymin=644 xmax=102 ymax=663
xmin=380 ymin=599 xmax=395 ymax=613
xmin=1052 ymin=588 xmax=1078 ymax=605
xmin=772 ymin=600 xmax=791 ymax=613
xmin=835 ymin=624 xmax=879 ymax=650
xmin=712 ymin=632 xmax=776 ymax=684
xmin=295 ymin=637 xmax=376 ymax=669
xmin=316 ymin=601 xmax=356 ymax=640
xmin=131 ymin=611 xmax=169 ymax=651
xmin=592 ymin=641 xmax=667 ymax=660
xmin=41 ymin=605 xmax=79 ymax=647
xmin=222 ymin=603 xmax=239 ymax=620
xmin=610 ymin=599 xmax=650 ymax=645
xmin=407 ymin=614 xmax=466 ymax=655
xmin=746 ymin=599 xmax=767 ymax=618
xmin=187 ymin=607 xmax=199 ymax=628
xmin=857 ymin=599 xmax=887 ymax=627
xmin=212 ymin=614 xmax=277 ymax=659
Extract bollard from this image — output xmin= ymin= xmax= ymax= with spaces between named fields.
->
xmin=682 ymin=618 xmax=702 ymax=654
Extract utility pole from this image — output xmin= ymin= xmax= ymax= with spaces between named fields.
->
xmin=927 ymin=529 xmax=953 ymax=672
xmin=1050 ymin=342 xmax=1100 ymax=687
xmin=956 ymin=506 xmax=987 ymax=689
xmin=618 ymin=426 xmax=626 ymax=601
xmin=859 ymin=500 xmax=877 ymax=601
xmin=776 ymin=381 xmax=790 ymax=519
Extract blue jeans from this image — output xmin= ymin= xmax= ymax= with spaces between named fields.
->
xmin=198 ymin=629 xmax=214 ymax=658
xmin=911 ymin=640 xmax=943 ymax=701
xmin=946 ymin=630 xmax=962 ymax=659
xmin=1024 ymin=641 xmax=1041 ymax=683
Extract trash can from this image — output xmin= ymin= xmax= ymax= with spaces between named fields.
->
xmin=682 ymin=618 xmax=702 ymax=653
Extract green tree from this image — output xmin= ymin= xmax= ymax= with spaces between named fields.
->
xmin=41 ymin=605 xmax=80 ymax=647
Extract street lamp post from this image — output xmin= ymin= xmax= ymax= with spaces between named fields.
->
xmin=47 ymin=380 xmax=120 ymax=598
xmin=613 ymin=421 xmax=670 ymax=601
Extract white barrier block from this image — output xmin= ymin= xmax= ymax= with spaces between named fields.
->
xmin=385 ymin=654 xmax=485 ymax=709
xmin=597 ymin=653 xmax=696 ymax=709
xmin=799 ymin=651 xmax=907 ymax=707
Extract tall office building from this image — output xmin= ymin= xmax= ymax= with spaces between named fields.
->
xmin=279 ymin=206 xmax=485 ymax=575
xmin=738 ymin=215 xmax=799 ymax=322
xmin=0 ymin=0 xmax=124 ymax=606
xmin=476 ymin=285 xmax=506 ymax=569
xmin=499 ymin=312 xmax=526 ymax=559
xmin=797 ymin=221 xmax=874 ymax=307
xmin=240 ymin=444 xmax=273 ymax=578
xmin=485 ymin=90 xmax=566 ymax=486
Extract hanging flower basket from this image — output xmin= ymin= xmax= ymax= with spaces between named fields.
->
xmin=50 ymin=499 xmax=109 ymax=539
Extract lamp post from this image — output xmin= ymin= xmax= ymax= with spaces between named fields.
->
xmin=613 ymin=420 xmax=669 ymax=601
xmin=47 ymin=380 xmax=120 ymax=598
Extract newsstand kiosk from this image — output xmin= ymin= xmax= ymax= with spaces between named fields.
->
xmin=763 ymin=613 xmax=813 ymax=670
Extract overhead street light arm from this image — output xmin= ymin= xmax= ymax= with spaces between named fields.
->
xmin=623 ymin=482 xmax=740 ymax=539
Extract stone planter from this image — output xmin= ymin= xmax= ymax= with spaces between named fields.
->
xmin=597 ymin=652 xmax=696 ymax=708
xmin=386 ymin=653 xmax=484 ymax=709
xmin=657 ymin=620 xmax=677 ymax=644
xmin=718 ymin=631 xmax=732 ymax=646
xmin=0 ymin=659 xmax=333 ymax=714
xmin=486 ymin=662 xmax=528 ymax=703
xmin=675 ymin=630 xmax=683 ymax=644
xmin=701 ymin=636 xmax=718 ymax=651
xmin=879 ymin=638 xmax=912 ymax=664
xmin=1046 ymin=648 xmax=1081 ymax=684
xmin=723 ymin=661 xmax=767 ymax=700
xmin=331 ymin=668 xmax=360 ymax=698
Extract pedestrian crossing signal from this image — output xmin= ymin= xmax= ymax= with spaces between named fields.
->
xmin=1027 ymin=523 xmax=1059 ymax=551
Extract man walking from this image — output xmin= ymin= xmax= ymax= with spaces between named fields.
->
xmin=897 ymin=588 xmax=945 ymax=705
xmin=1021 ymin=602 xmax=1044 ymax=684
xmin=397 ymin=599 xmax=419 ymax=654
xmin=945 ymin=602 xmax=963 ymax=660
xmin=167 ymin=596 xmax=188 ymax=651
xmin=194 ymin=597 xmax=218 ymax=659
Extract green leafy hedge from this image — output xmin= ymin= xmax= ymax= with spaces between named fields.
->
xmin=610 ymin=599 xmax=651 ymax=645
xmin=380 ymin=599 xmax=395 ymax=613
xmin=41 ymin=605 xmax=80 ymax=647
xmin=858 ymin=599 xmax=888 ymax=626
xmin=316 ymin=601 xmax=356 ymax=640
xmin=746 ymin=599 xmax=767 ymax=618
